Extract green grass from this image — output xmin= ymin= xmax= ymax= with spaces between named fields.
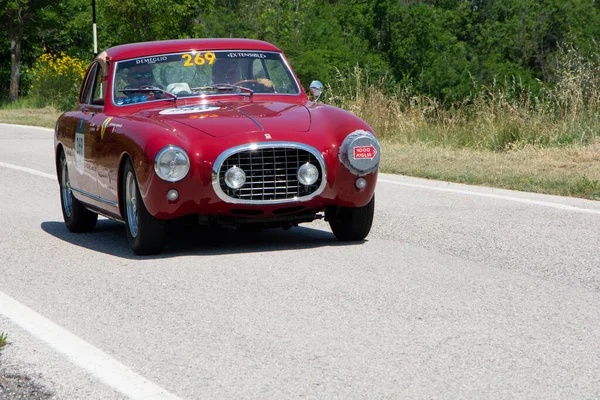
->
xmin=0 ymin=332 xmax=7 ymax=351
xmin=380 ymin=141 xmax=600 ymax=200
xmin=0 ymin=103 xmax=60 ymax=128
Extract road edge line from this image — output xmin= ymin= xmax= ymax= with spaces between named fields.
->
xmin=0 ymin=161 xmax=55 ymax=180
xmin=378 ymin=178 xmax=600 ymax=215
xmin=0 ymin=291 xmax=182 ymax=400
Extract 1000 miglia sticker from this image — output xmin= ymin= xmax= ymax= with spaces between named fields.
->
xmin=75 ymin=118 xmax=85 ymax=175
xmin=353 ymin=145 xmax=378 ymax=160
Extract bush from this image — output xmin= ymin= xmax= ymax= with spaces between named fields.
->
xmin=26 ymin=52 xmax=87 ymax=111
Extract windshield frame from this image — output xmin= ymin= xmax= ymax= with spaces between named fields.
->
xmin=111 ymin=50 xmax=302 ymax=107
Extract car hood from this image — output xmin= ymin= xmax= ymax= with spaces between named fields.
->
xmin=139 ymin=100 xmax=311 ymax=137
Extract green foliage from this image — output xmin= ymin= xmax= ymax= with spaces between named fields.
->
xmin=100 ymin=0 xmax=210 ymax=46
xmin=5 ymin=0 xmax=600 ymax=110
xmin=573 ymin=176 xmax=600 ymax=199
xmin=26 ymin=52 xmax=87 ymax=110
xmin=0 ymin=36 xmax=10 ymax=100
xmin=386 ymin=4 xmax=475 ymax=101
xmin=0 ymin=332 xmax=7 ymax=351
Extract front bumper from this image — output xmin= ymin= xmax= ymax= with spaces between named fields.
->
xmin=140 ymin=141 xmax=378 ymax=220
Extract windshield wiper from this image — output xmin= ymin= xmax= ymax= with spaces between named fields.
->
xmin=191 ymin=84 xmax=254 ymax=96
xmin=119 ymin=87 xmax=178 ymax=102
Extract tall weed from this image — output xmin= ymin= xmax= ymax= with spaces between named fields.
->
xmin=326 ymin=44 xmax=600 ymax=152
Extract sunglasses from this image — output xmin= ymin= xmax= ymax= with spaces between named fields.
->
xmin=130 ymin=71 xmax=153 ymax=79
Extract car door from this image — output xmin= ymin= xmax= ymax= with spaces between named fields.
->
xmin=74 ymin=62 xmax=103 ymax=201
xmin=89 ymin=63 xmax=121 ymax=213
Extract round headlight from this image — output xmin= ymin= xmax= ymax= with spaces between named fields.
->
xmin=154 ymin=146 xmax=190 ymax=182
xmin=224 ymin=166 xmax=246 ymax=189
xmin=297 ymin=163 xmax=319 ymax=186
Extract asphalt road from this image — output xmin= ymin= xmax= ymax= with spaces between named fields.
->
xmin=1 ymin=123 xmax=600 ymax=399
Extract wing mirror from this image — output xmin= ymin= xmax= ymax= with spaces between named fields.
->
xmin=309 ymin=80 xmax=324 ymax=102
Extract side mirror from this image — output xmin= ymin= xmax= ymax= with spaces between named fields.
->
xmin=309 ymin=80 xmax=324 ymax=102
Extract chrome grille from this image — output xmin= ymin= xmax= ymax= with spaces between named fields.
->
xmin=216 ymin=145 xmax=324 ymax=203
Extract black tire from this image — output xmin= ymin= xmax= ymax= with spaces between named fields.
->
xmin=58 ymin=151 xmax=98 ymax=232
xmin=122 ymin=159 xmax=167 ymax=255
xmin=327 ymin=195 xmax=375 ymax=241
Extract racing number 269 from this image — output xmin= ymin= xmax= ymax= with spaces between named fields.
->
xmin=182 ymin=52 xmax=216 ymax=66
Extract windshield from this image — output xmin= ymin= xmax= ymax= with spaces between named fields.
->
xmin=112 ymin=50 xmax=300 ymax=106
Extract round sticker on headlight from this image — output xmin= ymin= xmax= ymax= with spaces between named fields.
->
xmin=339 ymin=130 xmax=381 ymax=175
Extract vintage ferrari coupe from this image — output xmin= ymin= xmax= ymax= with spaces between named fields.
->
xmin=54 ymin=39 xmax=380 ymax=255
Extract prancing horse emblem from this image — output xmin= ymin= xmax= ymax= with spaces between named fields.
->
xmin=264 ymin=133 xmax=272 ymax=139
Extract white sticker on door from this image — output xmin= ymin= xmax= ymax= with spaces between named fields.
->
xmin=75 ymin=119 xmax=85 ymax=175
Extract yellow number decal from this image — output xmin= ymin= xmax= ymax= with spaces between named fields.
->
xmin=182 ymin=52 xmax=216 ymax=66
xmin=182 ymin=54 xmax=193 ymax=67
xmin=194 ymin=53 xmax=205 ymax=65
xmin=205 ymin=52 xmax=215 ymax=64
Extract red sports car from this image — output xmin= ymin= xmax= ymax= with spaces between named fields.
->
xmin=54 ymin=39 xmax=380 ymax=255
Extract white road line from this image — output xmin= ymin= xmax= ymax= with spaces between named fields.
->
xmin=0 ymin=161 xmax=55 ymax=180
xmin=0 ymin=291 xmax=182 ymax=400
xmin=0 ymin=123 xmax=53 ymax=132
xmin=379 ymin=178 xmax=600 ymax=215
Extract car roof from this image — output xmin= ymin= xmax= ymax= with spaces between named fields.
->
xmin=100 ymin=39 xmax=282 ymax=62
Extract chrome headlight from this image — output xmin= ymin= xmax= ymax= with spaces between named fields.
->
xmin=154 ymin=146 xmax=190 ymax=182
xmin=339 ymin=130 xmax=381 ymax=176
xmin=297 ymin=163 xmax=319 ymax=186
xmin=224 ymin=166 xmax=246 ymax=189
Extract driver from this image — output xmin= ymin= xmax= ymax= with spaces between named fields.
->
xmin=126 ymin=64 xmax=156 ymax=88
xmin=121 ymin=63 xmax=167 ymax=101
xmin=212 ymin=58 xmax=242 ymax=84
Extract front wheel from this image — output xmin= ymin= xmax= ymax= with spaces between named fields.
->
xmin=122 ymin=160 xmax=167 ymax=255
xmin=326 ymin=195 xmax=375 ymax=241
xmin=58 ymin=151 xmax=98 ymax=232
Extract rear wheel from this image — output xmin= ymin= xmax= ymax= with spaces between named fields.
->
xmin=58 ymin=151 xmax=98 ymax=232
xmin=122 ymin=160 xmax=166 ymax=255
xmin=327 ymin=195 xmax=375 ymax=241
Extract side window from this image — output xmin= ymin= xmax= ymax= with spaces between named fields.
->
xmin=79 ymin=63 xmax=104 ymax=106
xmin=79 ymin=64 xmax=97 ymax=104
xmin=91 ymin=63 xmax=105 ymax=105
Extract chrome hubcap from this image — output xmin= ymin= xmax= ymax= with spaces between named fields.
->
xmin=125 ymin=171 xmax=139 ymax=238
xmin=61 ymin=160 xmax=73 ymax=217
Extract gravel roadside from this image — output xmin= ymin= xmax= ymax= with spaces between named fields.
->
xmin=1 ymin=343 xmax=54 ymax=400
xmin=0 ymin=368 xmax=54 ymax=400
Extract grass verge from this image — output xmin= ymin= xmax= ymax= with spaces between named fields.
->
xmin=0 ymin=107 xmax=60 ymax=129
xmin=381 ymin=141 xmax=600 ymax=200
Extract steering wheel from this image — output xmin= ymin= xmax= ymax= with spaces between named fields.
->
xmin=234 ymin=79 xmax=260 ymax=90
xmin=234 ymin=79 xmax=259 ymax=86
xmin=138 ymin=85 xmax=164 ymax=91
xmin=138 ymin=85 xmax=164 ymax=98
xmin=234 ymin=79 xmax=276 ymax=93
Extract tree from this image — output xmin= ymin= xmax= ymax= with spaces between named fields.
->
xmin=0 ymin=0 xmax=58 ymax=101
